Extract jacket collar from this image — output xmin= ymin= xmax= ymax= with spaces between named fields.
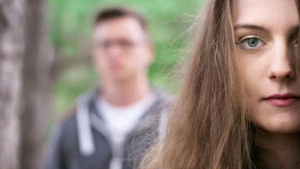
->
xmin=76 ymin=85 xmax=169 ymax=156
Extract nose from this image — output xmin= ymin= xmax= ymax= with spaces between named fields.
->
xmin=268 ymin=41 xmax=296 ymax=82
xmin=106 ymin=44 xmax=123 ymax=58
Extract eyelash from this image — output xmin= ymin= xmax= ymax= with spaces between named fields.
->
xmin=237 ymin=35 xmax=265 ymax=50
xmin=292 ymin=37 xmax=299 ymax=46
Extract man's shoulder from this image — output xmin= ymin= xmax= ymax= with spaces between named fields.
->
xmin=58 ymin=87 xmax=97 ymax=133
xmin=56 ymin=107 xmax=78 ymax=136
xmin=153 ymin=87 xmax=173 ymax=108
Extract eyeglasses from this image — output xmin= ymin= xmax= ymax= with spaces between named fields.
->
xmin=95 ymin=39 xmax=147 ymax=52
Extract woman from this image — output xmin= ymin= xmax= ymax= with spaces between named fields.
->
xmin=140 ymin=0 xmax=300 ymax=169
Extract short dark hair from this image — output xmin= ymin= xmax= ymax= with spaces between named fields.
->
xmin=93 ymin=7 xmax=148 ymax=32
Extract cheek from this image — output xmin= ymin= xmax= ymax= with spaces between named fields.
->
xmin=236 ymin=52 xmax=265 ymax=122
xmin=95 ymin=55 xmax=104 ymax=66
xmin=93 ymin=54 xmax=102 ymax=70
xmin=297 ymin=50 xmax=300 ymax=73
xmin=237 ymin=54 xmax=262 ymax=96
xmin=93 ymin=54 xmax=109 ymax=73
xmin=130 ymin=48 xmax=151 ymax=66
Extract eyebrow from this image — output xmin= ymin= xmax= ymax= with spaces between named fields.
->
xmin=234 ymin=24 xmax=268 ymax=32
xmin=289 ymin=25 xmax=300 ymax=36
xmin=234 ymin=24 xmax=300 ymax=35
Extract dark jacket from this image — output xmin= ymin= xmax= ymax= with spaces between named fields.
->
xmin=45 ymin=87 xmax=171 ymax=169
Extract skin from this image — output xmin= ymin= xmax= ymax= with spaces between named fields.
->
xmin=233 ymin=0 xmax=300 ymax=168
xmin=92 ymin=17 xmax=154 ymax=107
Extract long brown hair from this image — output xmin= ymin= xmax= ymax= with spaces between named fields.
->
xmin=140 ymin=0 xmax=300 ymax=168
xmin=140 ymin=0 xmax=252 ymax=168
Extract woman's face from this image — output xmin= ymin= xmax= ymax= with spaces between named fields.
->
xmin=233 ymin=0 xmax=300 ymax=133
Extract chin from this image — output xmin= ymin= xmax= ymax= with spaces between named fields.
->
xmin=110 ymin=72 xmax=134 ymax=82
xmin=250 ymin=105 xmax=300 ymax=134
xmin=110 ymin=75 xmax=128 ymax=82
xmin=258 ymin=115 xmax=300 ymax=134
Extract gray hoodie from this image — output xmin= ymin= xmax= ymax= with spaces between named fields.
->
xmin=45 ymin=87 xmax=171 ymax=169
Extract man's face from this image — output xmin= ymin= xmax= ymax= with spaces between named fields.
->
xmin=92 ymin=17 xmax=153 ymax=82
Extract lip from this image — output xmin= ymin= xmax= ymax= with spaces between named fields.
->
xmin=263 ymin=93 xmax=300 ymax=107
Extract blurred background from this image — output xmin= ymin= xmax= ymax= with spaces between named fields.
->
xmin=51 ymin=0 xmax=203 ymax=120
xmin=0 ymin=0 xmax=203 ymax=169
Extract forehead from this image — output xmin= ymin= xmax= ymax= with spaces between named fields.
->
xmin=93 ymin=17 xmax=147 ymax=40
xmin=232 ymin=0 xmax=299 ymax=30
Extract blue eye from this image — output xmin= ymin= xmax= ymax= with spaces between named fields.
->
xmin=239 ymin=36 xmax=264 ymax=50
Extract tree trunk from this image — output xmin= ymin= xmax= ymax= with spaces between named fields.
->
xmin=21 ymin=0 xmax=53 ymax=168
xmin=0 ymin=0 xmax=25 ymax=169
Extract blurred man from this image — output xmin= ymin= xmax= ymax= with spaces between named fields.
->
xmin=45 ymin=7 xmax=170 ymax=169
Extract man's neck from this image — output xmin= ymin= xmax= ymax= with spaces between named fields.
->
xmin=100 ymin=76 xmax=151 ymax=107
xmin=255 ymin=130 xmax=300 ymax=169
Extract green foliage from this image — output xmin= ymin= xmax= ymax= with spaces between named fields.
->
xmin=49 ymin=0 xmax=203 ymax=118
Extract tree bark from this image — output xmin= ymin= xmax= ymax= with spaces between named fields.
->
xmin=0 ymin=0 xmax=25 ymax=169
xmin=21 ymin=0 xmax=53 ymax=168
